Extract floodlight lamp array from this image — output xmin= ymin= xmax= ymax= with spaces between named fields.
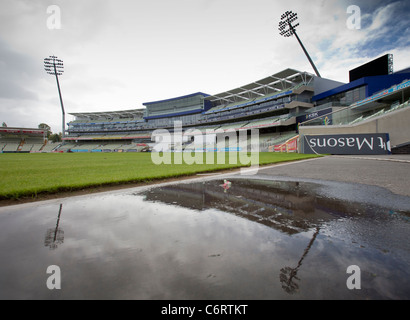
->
xmin=44 ymin=56 xmax=64 ymax=76
xmin=278 ymin=11 xmax=299 ymax=38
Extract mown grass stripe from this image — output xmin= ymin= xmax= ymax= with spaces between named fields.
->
xmin=0 ymin=152 xmax=320 ymax=199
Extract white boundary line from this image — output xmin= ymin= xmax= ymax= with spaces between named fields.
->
xmin=332 ymin=155 xmax=410 ymax=164
xmin=241 ymin=157 xmax=322 ymax=173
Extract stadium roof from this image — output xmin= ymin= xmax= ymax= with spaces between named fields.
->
xmin=204 ymin=68 xmax=314 ymax=104
xmin=0 ymin=127 xmax=45 ymax=135
xmin=69 ymin=108 xmax=145 ymax=120
xmin=143 ymin=92 xmax=210 ymax=106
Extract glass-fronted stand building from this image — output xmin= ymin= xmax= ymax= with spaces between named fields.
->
xmin=59 ymin=56 xmax=410 ymax=154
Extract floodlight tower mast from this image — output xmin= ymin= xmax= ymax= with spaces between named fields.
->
xmin=279 ymin=11 xmax=322 ymax=78
xmin=44 ymin=56 xmax=66 ymax=138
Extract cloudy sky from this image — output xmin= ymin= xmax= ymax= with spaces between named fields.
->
xmin=0 ymin=0 xmax=409 ymax=133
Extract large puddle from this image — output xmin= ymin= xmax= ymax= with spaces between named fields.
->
xmin=0 ymin=177 xmax=409 ymax=299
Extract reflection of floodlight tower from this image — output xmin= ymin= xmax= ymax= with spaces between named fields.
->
xmin=279 ymin=227 xmax=320 ymax=294
xmin=279 ymin=11 xmax=321 ymax=78
xmin=44 ymin=56 xmax=66 ymax=138
xmin=44 ymin=204 xmax=64 ymax=250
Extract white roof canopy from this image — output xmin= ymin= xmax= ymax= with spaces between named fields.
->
xmin=69 ymin=109 xmax=145 ymax=120
xmin=205 ymin=69 xmax=314 ymax=104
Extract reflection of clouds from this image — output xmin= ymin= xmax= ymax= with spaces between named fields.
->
xmin=0 ymin=184 xmax=409 ymax=299
xmin=53 ymin=184 xmax=409 ymax=299
xmin=47 ymin=195 xmax=297 ymax=298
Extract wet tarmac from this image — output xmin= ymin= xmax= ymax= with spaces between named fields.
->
xmin=0 ymin=175 xmax=409 ymax=299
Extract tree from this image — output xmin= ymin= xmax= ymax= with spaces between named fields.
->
xmin=1 ymin=122 xmax=7 ymax=127
xmin=38 ymin=123 xmax=52 ymax=139
xmin=49 ymin=132 xmax=62 ymax=143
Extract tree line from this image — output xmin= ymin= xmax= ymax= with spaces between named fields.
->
xmin=38 ymin=123 xmax=62 ymax=143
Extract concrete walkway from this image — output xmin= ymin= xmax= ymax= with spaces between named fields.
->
xmin=255 ymin=155 xmax=410 ymax=197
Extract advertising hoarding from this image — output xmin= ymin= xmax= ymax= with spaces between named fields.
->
xmin=302 ymin=133 xmax=391 ymax=155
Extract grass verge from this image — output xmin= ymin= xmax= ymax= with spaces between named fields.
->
xmin=0 ymin=152 xmax=321 ymax=200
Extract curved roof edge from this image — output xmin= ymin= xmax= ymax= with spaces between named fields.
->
xmin=143 ymin=92 xmax=210 ymax=106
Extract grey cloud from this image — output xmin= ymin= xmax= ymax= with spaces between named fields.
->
xmin=0 ymin=38 xmax=41 ymax=101
xmin=0 ymin=79 xmax=38 ymax=101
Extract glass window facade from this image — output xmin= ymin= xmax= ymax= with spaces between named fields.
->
xmin=316 ymin=86 xmax=366 ymax=107
xmin=145 ymin=94 xmax=205 ymax=117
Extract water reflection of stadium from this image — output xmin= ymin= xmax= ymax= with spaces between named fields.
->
xmin=141 ymin=179 xmax=361 ymax=235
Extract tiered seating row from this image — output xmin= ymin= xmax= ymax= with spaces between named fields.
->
xmin=58 ymin=142 xmax=149 ymax=152
xmin=204 ymin=85 xmax=301 ymax=115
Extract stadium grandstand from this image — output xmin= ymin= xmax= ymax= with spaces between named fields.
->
xmin=0 ymin=127 xmax=61 ymax=153
xmin=62 ymin=69 xmax=344 ymax=152
xmin=299 ymin=77 xmax=410 ymax=154
xmin=57 ymin=55 xmax=410 ymax=154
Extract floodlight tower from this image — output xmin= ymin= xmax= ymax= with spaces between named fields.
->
xmin=279 ymin=11 xmax=322 ymax=78
xmin=44 ymin=56 xmax=66 ymax=138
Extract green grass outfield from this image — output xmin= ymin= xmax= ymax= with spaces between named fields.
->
xmin=0 ymin=152 xmax=321 ymax=200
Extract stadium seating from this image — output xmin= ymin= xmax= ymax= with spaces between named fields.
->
xmin=241 ymin=118 xmax=281 ymax=129
xmin=345 ymin=100 xmax=410 ymax=126
xmin=62 ymin=79 xmax=308 ymax=153
xmin=100 ymin=143 xmax=124 ymax=151
xmin=41 ymin=142 xmax=61 ymax=152
xmin=218 ymin=122 xmax=249 ymax=131
xmin=57 ymin=143 xmax=78 ymax=151
xmin=61 ymin=71 xmax=326 ymax=153
xmin=204 ymin=85 xmax=300 ymax=116
xmin=3 ymin=143 xmax=19 ymax=152
xmin=21 ymin=143 xmax=34 ymax=152
xmin=270 ymin=132 xmax=298 ymax=145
